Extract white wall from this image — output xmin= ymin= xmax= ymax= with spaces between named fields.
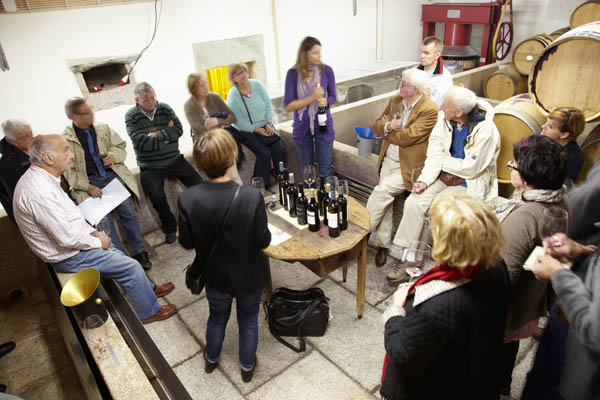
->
xmin=0 ymin=0 xmax=582 ymax=169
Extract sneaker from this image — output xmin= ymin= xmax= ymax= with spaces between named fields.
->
xmin=386 ymin=262 xmax=409 ymax=284
xmin=165 ymin=232 xmax=177 ymax=244
xmin=241 ymin=358 xmax=257 ymax=383
xmin=133 ymin=251 xmax=152 ymax=270
xmin=204 ymin=351 xmax=218 ymax=374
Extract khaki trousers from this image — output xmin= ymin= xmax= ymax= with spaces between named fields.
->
xmin=392 ymin=179 xmax=465 ymax=248
xmin=366 ymin=156 xmax=406 ymax=248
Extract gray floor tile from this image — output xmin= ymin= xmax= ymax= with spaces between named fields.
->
xmin=308 ymin=279 xmax=385 ymax=392
xmin=247 ymin=351 xmax=377 ymax=400
xmin=174 ymin=353 xmax=244 ymax=400
xmin=178 ymin=296 xmax=310 ymax=395
xmin=145 ymin=314 xmax=201 ymax=366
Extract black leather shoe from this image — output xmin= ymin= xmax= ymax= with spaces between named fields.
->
xmin=0 ymin=342 xmax=15 ymax=358
xmin=165 ymin=232 xmax=177 ymax=244
xmin=133 ymin=251 xmax=152 ymax=270
xmin=204 ymin=352 xmax=218 ymax=374
xmin=0 ymin=383 xmax=6 ymax=393
xmin=241 ymin=359 xmax=257 ymax=383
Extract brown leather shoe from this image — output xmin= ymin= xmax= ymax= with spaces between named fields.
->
xmin=375 ymin=247 xmax=388 ymax=267
xmin=154 ymin=282 xmax=175 ymax=298
xmin=141 ymin=304 xmax=177 ymax=324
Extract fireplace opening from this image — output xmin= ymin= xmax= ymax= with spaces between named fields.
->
xmin=82 ymin=62 xmax=129 ymax=92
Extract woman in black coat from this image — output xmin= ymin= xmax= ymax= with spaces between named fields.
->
xmin=380 ymin=191 xmax=510 ymax=399
xmin=177 ymin=128 xmax=271 ymax=383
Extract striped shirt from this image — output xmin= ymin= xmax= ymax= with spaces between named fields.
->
xmin=13 ymin=165 xmax=101 ymax=263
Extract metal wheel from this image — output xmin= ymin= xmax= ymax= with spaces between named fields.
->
xmin=494 ymin=21 xmax=513 ymax=60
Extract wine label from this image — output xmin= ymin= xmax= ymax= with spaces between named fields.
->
xmin=327 ymin=212 xmax=338 ymax=228
xmin=318 ymin=113 xmax=327 ymax=125
xmin=307 ymin=211 xmax=316 ymax=225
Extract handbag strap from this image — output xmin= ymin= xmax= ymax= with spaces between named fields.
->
xmin=197 ymin=185 xmax=242 ymax=279
xmin=238 ymin=86 xmax=253 ymax=124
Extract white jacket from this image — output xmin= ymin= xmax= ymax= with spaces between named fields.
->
xmin=420 ymin=98 xmax=500 ymax=202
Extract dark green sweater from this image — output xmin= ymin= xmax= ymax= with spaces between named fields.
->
xmin=125 ymin=102 xmax=184 ymax=169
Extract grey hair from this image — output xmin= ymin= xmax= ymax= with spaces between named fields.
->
xmin=134 ymin=82 xmax=155 ymax=98
xmin=448 ymin=87 xmax=477 ymax=114
xmin=2 ymin=118 xmax=30 ymax=141
xmin=423 ymin=36 xmax=443 ymax=53
xmin=29 ymin=135 xmax=60 ymax=166
xmin=64 ymin=97 xmax=86 ymax=117
xmin=401 ymin=68 xmax=430 ymax=94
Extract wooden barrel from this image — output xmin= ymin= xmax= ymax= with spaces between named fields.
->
xmin=570 ymin=1 xmax=600 ymax=29
xmin=512 ymin=34 xmax=557 ymax=75
xmin=493 ymin=94 xmax=547 ymax=183
xmin=483 ymin=65 xmax=527 ymax=101
xmin=550 ymin=27 xmax=570 ymax=36
xmin=577 ymin=124 xmax=600 ymax=183
xmin=529 ymin=22 xmax=600 ymax=122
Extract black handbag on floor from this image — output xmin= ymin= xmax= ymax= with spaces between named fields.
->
xmin=265 ymin=287 xmax=330 ymax=352
xmin=185 ymin=186 xmax=241 ymax=295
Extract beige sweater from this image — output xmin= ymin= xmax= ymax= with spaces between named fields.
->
xmin=501 ymin=198 xmax=570 ymax=332
xmin=184 ymin=93 xmax=236 ymax=138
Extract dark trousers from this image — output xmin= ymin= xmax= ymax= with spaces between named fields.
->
xmin=224 ymin=126 xmax=245 ymax=166
xmin=239 ymin=131 xmax=287 ymax=185
xmin=501 ymin=340 xmax=520 ymax=390
xmin=140 ymin=155 xmax=202 ymax=233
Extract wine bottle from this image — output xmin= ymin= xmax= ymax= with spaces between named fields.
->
xmin=323 ymin=183 xmax=331 ymax=227
xmin=338 ymin=190 xmax=348 ymax=231
xmin=296 ymin=184 xmax=308 ymax=225
xmin=287 ymin=173 xmax=298 ymax=218
xmin=282 ymin=170 xmax=290 ymax=211
xmin=318 ymin=176 xmax=327 ymax=216
xmin=317 ymin=84 xmax=327 ymax=133
xmin=277 ymin=161 xmax=286 ymax=206
xmin=327 ymin=185 xmax=340 ymax=238
xmin=308 ymin=189 xmax=320 ymax=232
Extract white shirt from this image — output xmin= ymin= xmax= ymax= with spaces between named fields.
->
xmin=13 ymin=165 xmax=101 ymax=263
xmin=384 ymin=96 xmax=422 ymax=161
xmin=425 ymin=67 xmax=453 ymax=107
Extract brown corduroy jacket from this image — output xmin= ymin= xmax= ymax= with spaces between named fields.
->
xmin=372 ymin=95 xmax=438 ymax=192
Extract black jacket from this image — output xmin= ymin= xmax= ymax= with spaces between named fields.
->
xmin=177 ymin=180 xmax=271 ymax=298
xmin=381 ymin=262 xmax=510 ymax=400
xmin=0 ymin=138 xmax=30 ymax=223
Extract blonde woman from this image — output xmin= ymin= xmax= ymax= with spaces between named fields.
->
xmin=380 ymin=191 xmax=509 ymax=400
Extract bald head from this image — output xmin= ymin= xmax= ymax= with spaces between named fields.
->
xmin=29 ymin=135 xmax=73 ymax=177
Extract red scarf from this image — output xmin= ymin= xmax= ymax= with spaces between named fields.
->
xmin=381 ymin=263 xmax=483 ymax=383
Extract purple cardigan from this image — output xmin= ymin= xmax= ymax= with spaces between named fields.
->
xmin=283 ymin=65 xmax=336 ymax=144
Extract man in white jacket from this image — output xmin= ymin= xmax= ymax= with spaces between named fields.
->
xmin=387 ymin=87 xmax=500 ymax=283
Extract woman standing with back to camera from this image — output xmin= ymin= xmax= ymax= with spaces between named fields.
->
xmin=283 ymin=36 xmax=336 ymax=177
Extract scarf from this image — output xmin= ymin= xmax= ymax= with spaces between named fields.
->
xmin=382 ymin=262 xmax=483 ymax=383
xmin=493 ymin=186 xmax=566 ymax=223
xmin=296 ymin=64 xmax=321 ymax=136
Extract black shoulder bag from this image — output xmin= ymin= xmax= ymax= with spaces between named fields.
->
xmin=185 ymin=185 xmax=242 ymax=295
xmin=238 ymin=86 xmax=282 ymax=146
xmin=264 ymin=287 xmax=330 ymax=352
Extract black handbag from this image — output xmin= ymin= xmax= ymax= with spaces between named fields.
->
xmin=185 ymin=185 xmax=241 ymax=295
xmin=265 ymin=287 xmax=330 ymax=352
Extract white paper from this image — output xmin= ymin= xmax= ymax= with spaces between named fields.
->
xmin=268 ymin=223 xmax=291 ymax=246
xmin=78 ymin=178 xmax=131 ymax=226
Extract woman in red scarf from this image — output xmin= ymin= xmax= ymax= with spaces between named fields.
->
xmin=380 ymin=191 xmax=510 ymax=400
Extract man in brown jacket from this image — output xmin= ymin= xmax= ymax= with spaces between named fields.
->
xmin=366 ymin=68 xmax=438 ymax=269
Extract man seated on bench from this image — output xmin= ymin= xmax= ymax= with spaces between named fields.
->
xmin=13 ymin=134 xmax=177 ymax=324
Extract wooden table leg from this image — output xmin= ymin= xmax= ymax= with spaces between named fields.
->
xmin=265 ymin=257 xmax=273 ymax=303
xmin=342 ymin=264 xmax=348 ymax=282
xmin=356 ymin=237 xmax=367 ymax=318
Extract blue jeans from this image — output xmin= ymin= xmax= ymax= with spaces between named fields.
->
xmin=295 ymin=132 xmax=333 ymax=178
xmin=50 ymin=248 xmax=160 ymax=319
xmin=204 ymin=285 xmax=263 ymax=370
xmin=89 ymin=170 xmax=145 ymax=256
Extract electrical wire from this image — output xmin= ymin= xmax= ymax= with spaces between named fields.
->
xmin=125 ymin=0 xmax=163 ymax=83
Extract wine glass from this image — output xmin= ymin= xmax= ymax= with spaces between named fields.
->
xmin=303 ymin=165 xmax=316 ymax=188
xmin=541 ymin=207 xmax=568 ymax=245
xmin=403 ymin=240 xmax=432 ymax=282
xmin=411 ymin=168 xmax=423 ymax=185
xmin=83 ymin=314 xmax=106 ymax=330
xmin=337 ymin=178 xmax=349 ymax=197
xmin=95 ymin=217 xmax=111 ymax=236
xmin=389 ymin=101 xmax=402 ymax=121
xmin=251 ymin=177 xmax=266 ymax=197
xmin=325 ymin=175 xmax=339 ymax=191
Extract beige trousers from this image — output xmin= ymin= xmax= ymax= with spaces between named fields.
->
xmin=366 ymin=156 xmax=407 ymax=248
xmin=392 ymin=179 xmax=465 ymax=248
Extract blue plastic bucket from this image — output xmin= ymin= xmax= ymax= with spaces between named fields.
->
xmin=354 ymin=127 xmax=375 ymax=157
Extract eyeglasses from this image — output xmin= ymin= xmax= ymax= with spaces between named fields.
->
xmin=507 ymin=160 xmax=519 ymax=172
xmin=73 ymin=110 xmax=93 ymax=115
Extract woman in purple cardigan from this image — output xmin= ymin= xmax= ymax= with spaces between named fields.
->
xmin=283 ymin=36 xmax=336 ymax=178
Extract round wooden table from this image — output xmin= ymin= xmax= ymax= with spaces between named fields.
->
xmin=264 ymin=196 xmax=370 ymax=318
